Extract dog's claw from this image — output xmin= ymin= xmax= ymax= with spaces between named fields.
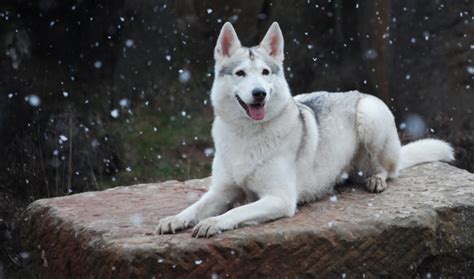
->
xmin=192 ymin=217 xmax=223 ymax=238
xmin=156 ymin=215 xmax=190 ymax=235
xmin=366 ymin=176 xmax=387 ymax=193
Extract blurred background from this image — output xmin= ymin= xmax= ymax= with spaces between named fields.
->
xmin=0 ymin=0 xmax=472 ymax=276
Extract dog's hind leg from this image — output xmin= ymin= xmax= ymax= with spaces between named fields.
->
xmin=356 ymin=96 xmax=401 ymax=193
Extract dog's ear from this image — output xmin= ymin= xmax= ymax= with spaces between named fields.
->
xmin=259 ymin=22 xmax=284 ymax=61
xmin=215 ymin=22 xmax=241 ymax=60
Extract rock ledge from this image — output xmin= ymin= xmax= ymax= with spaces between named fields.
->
xmin=22 ymin=163 xmax=474 ymax=277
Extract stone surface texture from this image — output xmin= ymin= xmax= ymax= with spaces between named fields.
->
xmin=22 ymin=162 xmax=474 ymax=278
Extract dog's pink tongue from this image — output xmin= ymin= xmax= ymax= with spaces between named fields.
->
xmin=248 ymin=105 xmax=265 ymax=121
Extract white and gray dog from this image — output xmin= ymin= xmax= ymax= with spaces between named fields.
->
xmin=157 ymin=22 xmax=454 ymax=237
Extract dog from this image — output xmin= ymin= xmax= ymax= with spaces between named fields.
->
xmin=157 ymin=22 xmax=455 ymax=238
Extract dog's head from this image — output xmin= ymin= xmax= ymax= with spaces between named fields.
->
xmin=211 ymin=22 xmax=291 ymax=123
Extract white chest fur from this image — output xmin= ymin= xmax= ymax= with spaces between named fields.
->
xmin=211 ymin=105 xmax=302 ymax=187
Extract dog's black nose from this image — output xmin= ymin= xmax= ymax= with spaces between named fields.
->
xmin=252 ymin=88 xmax=267 ymax=102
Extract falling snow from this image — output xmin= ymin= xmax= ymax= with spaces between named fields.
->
xmin=423 ymin=31 xmax=430 ymax=40
xmin=110 ymin=109 xmax=119 ymax=118
xmin=178 ymin=69 xmax=191 ymax=83
xmin=403 ymin=114 xmax=426 ymax=139
xmin=130 ymin=214 xmax=143 ymax=226
xmin=467 ymin=66 xmax=474 ymax=75
xmin=119 ymin=98 xmax=130 ymax=107
xmin=94 ymin=60 xmax=103 ymax=69
xmin=26 ymin=95 xmax=41 ymax=107
xmin=125 ymin=39 xmax=134 ymax=48
xmin=204 ymin=147 xmax=215 ymax=157
xmin=364 ymin=49 xmax=377 ymax=60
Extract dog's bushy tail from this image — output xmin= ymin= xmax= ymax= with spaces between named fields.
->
xmin=399 ymin=139 xmax=455 ymax=170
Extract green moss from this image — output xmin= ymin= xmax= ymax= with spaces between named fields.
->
xmin=100 ymin=107 xmax=213 ymax=187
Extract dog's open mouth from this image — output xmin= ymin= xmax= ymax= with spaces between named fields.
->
xmin=236 ymin=95 xmax=265 ymax=121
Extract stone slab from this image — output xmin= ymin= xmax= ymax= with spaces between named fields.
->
xmin=22 ymin=162 xmax=474 ymax=277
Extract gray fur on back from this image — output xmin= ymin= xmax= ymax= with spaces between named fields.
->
xmin=296 ymin=91 xmax=364 ymax=126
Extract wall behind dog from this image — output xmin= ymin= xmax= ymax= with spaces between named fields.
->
xmin=0 ymin=0 xmax=473 ymax=220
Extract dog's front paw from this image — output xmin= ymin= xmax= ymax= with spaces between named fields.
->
xmin=192 ymin=217 xmax=227 ymax=238
xmin=366 ymin=176 xmax=387 ymax=193
xmin=157 ymin=215 xmax=192 ymax=234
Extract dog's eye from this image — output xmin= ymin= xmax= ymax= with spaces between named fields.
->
xmin=262 ymin=69 xmax=270 ymax=75
xmin=235 ymin=70 xmax=246 ymax=77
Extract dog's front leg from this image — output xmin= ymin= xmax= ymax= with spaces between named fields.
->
xmin=156 ymin=190 xmax=235 ymax=234
xmin=193 ymin=159 xmax=297 ymax=238
xmin=192 ymin=195 xmax=295 ymax=237
xmin=157 ymin=167 xmax=239 ymax=234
